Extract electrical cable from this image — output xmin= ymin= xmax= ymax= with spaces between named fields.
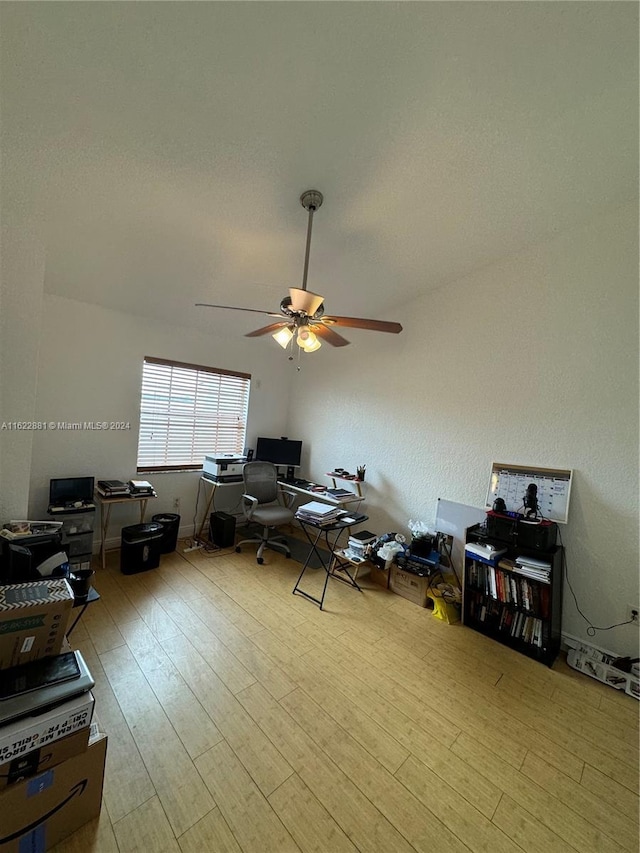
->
xmin=557 ymin=525 xmax=636 ymax=636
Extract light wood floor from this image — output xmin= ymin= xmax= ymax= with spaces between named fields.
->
xmin=53 ymin=540 xmax=639 ymax=853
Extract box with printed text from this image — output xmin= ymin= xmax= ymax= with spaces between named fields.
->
xmin=0 ymin=579 xmax=74 ymax=669
xmin=0 ymin=691 xmax=94 ymax=765
xmin=0 ymin=731 xmax=107 ymax=852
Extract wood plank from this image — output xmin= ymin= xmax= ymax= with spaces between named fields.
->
xmin=395 ymin=754 xmax=523 ymax=853
xmin=281 ymin=687 xmax=469 ymax=853
xmin=118 ymin=618 xmax=224 ymax=759
xmin=159 ymin=632 xmax=294 ymax=797
xmin=520 ymin=751 xmax=639 ymax=852
xmin=177 ymin=806 xmax=242 ymax=853
xmin=112 ymin=795 xmax=181 ymax=853
xmin=100 ymin=644 xmax=215 ymax=836
xmin=268 ymin=773 xmax=359 ymax=853
xmin=194 ymin=740 xmax=301 ymax=853
xmin=452 ymin=732 xmax=627 ymax=853
xmin=237 ymin=681 xmax=416 ymax=853
xmin=281 ymin=651 xmax=411 ymax=773
xmin=493 ymin=795 xmax=582 ymax=853
xmin=580 ymin=763 xmax=640 ymax=824
xmin=70 ymin=636 xmax=156 ymax=824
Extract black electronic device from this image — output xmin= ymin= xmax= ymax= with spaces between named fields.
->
xmin=523 ymin=483 xmax=539 ymax=518
xmin=1 ymin=533 xmax=66 ymax=584
xmin=255 ymin=437 xmax=302 ymax=469
xmin=210 ymin=511 xmax=236 ymax=548
xmin=49 ymin=476 xmax=94 ymax=507
xmin=0 ymin=650 xmax=95 ymax=727
xmin=0 ymin=651 xmax=81 ymax=701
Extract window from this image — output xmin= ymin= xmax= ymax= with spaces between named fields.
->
xmin=137 ymin=357 xmax=251 ymax=471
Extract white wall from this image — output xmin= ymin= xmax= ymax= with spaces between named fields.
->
xmin=288 ymin=202 xmax=639 ymax=656
xmin=27 ymin=296 xmax=293 ymax=541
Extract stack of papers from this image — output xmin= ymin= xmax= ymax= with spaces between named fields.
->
xmin=295 ymin=501 xmax=345 ymax=525
xmin=514 ymin=555 xmax=552 ymax=583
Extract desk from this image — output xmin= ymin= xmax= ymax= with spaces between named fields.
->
xmin=277 ymin=481 xmax=363 ymax=508
xmin=95 ymin=493 xmax=156 ymax=569
xmin=292 ymin=514 xmax=368 ymax=610
xmin=196 ymin=476 xmax=244 ymax=541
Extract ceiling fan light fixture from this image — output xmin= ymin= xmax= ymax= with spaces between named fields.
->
xmin=272 ymin=326 xmax=293 ymax=348
xmin=296 ymin=327 xmax=321 ymax=352
xmin=302 ymin=337 xmax=322 ymax=353
xmin=289 ymin=287 xmax=324 ymax=316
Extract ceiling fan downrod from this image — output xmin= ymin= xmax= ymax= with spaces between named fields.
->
xmin=300 ymin=190 xmax=323 ymax=292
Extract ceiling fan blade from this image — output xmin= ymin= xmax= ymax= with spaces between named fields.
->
xmin=196 ymin=303 xmax=282 ymax=318
xmin=311 ymin=324 xmax=350 ymax=347
xmin=322 ymin=315 xmax=403 ymax=334
xmin=245 ymin=322 xmax=290 ymax=338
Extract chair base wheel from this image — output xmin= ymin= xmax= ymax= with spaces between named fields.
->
xmin=285 ymin=551 xmax=291 ymax=558
xmin=257 ymin=557 xmax=264 ymax=565
xmin=235 ymin=546 xmax=241 ymax=553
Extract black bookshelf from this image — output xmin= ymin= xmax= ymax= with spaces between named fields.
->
xmin=463 ymin=522 xmax=563 ymax=667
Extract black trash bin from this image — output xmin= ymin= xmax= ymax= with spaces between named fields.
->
xmin=152 ymin=513 xmax=181 ymax=554
xmin=120 ymin=522 xmax=164 ymax=574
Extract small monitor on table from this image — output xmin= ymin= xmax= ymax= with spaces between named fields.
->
xmin=49 ymin=477 xmax=95 ymax=507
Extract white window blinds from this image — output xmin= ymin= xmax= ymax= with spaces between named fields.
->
xmin=137 ymin=357 xmax=251 ymax=471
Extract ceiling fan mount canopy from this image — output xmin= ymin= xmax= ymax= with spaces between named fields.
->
xmin=195 ymin=188 xmax=402 ymax=351
xmin=300 ymin=189 xmax=323 ymax=213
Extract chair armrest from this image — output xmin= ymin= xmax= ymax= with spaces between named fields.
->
xmin=242 ymin=493 xmax=259 ymax=520
xmin=279 ymin=489 xmax=297 ymax=509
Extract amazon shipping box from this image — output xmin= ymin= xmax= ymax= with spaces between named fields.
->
xmin=0 ymin=730 xmax=107 ymax=851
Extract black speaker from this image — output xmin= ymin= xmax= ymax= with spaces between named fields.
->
xmin=286 ymin=466 xmax=295 ymax=481
xmin=209 ymin=511 xmax=236 ymax=548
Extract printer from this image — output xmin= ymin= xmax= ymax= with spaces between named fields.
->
xmin=202 ymin=454 xmax=247 ymax=483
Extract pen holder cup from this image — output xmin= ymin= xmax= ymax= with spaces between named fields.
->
xmin=69 ymin=569 xmax=94 ymax=600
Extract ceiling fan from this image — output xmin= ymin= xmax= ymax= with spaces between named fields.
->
xmin=196 ymin=190 xmax=403 ymax=352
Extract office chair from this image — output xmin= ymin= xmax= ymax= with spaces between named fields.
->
xmin=235 ymin=461 xmax=296 ymax=564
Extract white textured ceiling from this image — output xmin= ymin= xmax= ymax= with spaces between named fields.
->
xmin=1 ymin=2 xmax=637 ymax=338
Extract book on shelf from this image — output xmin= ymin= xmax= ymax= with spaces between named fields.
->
xmin=325 ymin=488 xmax=354 ymax=499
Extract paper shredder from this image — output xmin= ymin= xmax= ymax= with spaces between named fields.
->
xmin=152 ymin=513 xmax=180 ymax=554
xmin=120 ymin=522 xmax=163 ymax=574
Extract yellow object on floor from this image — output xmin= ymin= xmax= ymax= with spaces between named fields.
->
xmin=428 ymin=584 xmax=461 ymax=623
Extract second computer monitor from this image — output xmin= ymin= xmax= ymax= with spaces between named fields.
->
xmin=255 ymin=437 xmax=302 ymax=470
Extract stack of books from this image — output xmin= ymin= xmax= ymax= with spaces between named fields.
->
xmin=513 ymin=555 xmax=552 ymax=583
xmin=295 ymin=501 xmax=345 ymax=526
xmin=97 ymin=480 xmax=130 ymax=498
xmin=128 ymin=479 xmax=156 ymax=497
xmin=346 ymin=529 xmax=377 ymax=559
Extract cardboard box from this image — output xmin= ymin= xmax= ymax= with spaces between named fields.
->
xmin=0 ymin=733 xmax=107 ymax=852
xmin=389 ymin=564 xmax=430 ymax=607
xmin=0 ymin=580 xmax=74 ymax=669
xmin=0 ymin=691 xmax=94 ymax=765
xmin=0 ymin=726 xmax=90 ymax=791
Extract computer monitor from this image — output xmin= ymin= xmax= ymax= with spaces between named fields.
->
xmin=49 ymin=477 xmax=94 ymax=507
xmin=255 ymin=437 xmax=302 ymax=468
